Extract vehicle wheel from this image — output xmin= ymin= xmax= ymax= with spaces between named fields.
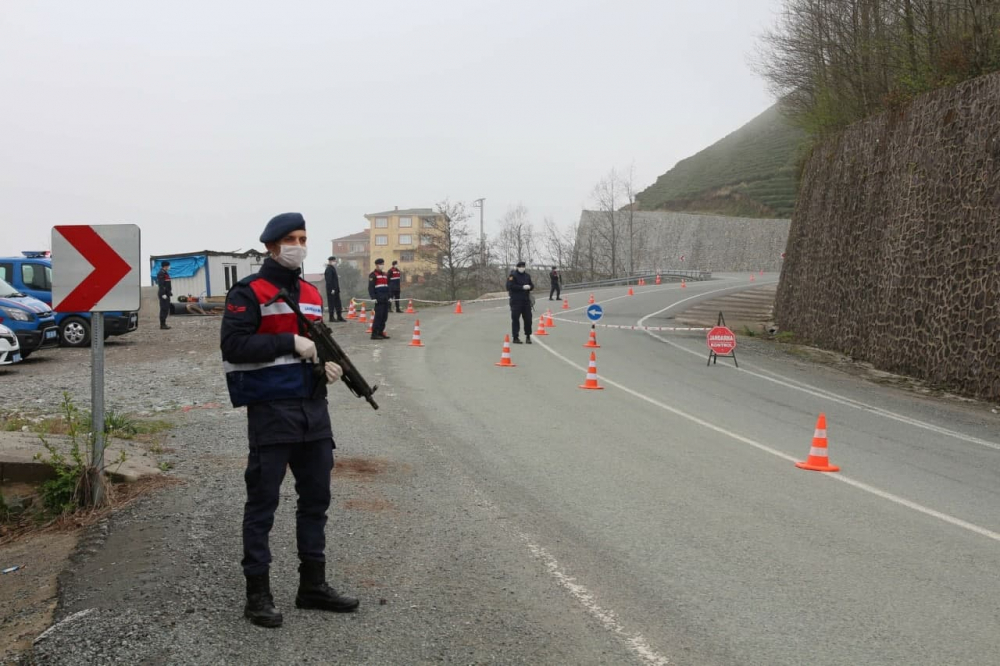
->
xmin=59 ymin=316 xmax=91 ymax=347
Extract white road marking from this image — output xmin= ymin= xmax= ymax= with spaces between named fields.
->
xmin=524 ymin=541 xmax=670 ymax=666
xmin=536 ymin=340 xmax=1000 ymax=544
xmin=636 ymin=287 xmax=1000 ymax=452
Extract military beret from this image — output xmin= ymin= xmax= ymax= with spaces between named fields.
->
xmin=516 ymin=260 xmax=526 ymax=267
xmin=374 ymin=258 xmax=384 ymax=265
xmin=260 ymin=212 xmax=306 ymax=243
xmin=328 ymin=255 xmax=336 ymax=261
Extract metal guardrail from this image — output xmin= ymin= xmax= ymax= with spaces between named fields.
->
xmin=562 ymin=270 xmax=711 ymax=292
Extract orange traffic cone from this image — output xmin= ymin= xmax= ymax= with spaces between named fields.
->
xmin=534 ymin=315 xmax=549 ymax=336
xmin=578 ymin=351 xmax=604 ymax=390
xmin=358 ymin=304 xmax=367 ymax=324
xmin=655 ymin=274 xmax=661 ymax=285
xmin=639 ymin=278 xmax=645 ymax=286
xmin=681 ymin=279 xmax=686 ymax=288
xmin=454 ymin=301 xmax=463 ymax=314
xmin=627 ymin=286 xmax=634 ymax=296
xmin=545 ymin=310 xmax=555 ymax=328
xmin=408 ymin=319 xmax=423 ymax=347
xmin=405 ymin=299 xmax=416 ymax=314
xmin=759 ymin=269 xmax=764 ymax=276
xmin=583 ymin=326 xmax=600 ymax=348
xmin=750 ymin=274 xmax=756 ymax=282
xmin=346 ymin=300 xmax=357 ymax=319
xmin=562 ymin=298 xmax=569 ymax=310
xmin=795 ymin=414 xmax=839 ymax=472
xmin=366 ymin=313 xmax=374 ymax=334
xmin=495 ymin=335 xmax=516 ymax=367
xmin=588 ymin=294 xmax=595 ymax=305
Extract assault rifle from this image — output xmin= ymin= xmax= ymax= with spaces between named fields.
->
xmin=264 ymin=289 xmax=379 ymax=410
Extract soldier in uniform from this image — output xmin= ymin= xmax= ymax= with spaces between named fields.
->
xmin=157 ymin=261 xmax=172 ymax=330
xmin=507 ymin=260 xmax=534 ymax=344
xmin=387 ymin=260 xmax=403 ymax=313
xmin=324 ymin=256 xmax=345 ymax=322
xmin=368 ymin=258 xmax=391 ymax=339
xmin=549 ymin=266 xmax=562 ymax=301
xmin=220 ymin=212 xmax=359 ymax=629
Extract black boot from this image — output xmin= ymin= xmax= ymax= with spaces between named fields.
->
xmin=511 ymin=337 xmax=522 ymax=344
xmin=295 ymin=561 xmax=359 ymax=613
xmin=245 ymin=573 xmax=283 ymax=628
xmin=525 ymin=335 xmax=532 ymax=344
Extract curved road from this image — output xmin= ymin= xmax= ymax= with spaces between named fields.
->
xmin=387 ymin=274 xmax=1000 ymax=666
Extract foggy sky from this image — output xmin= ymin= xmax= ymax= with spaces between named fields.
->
xmin=0 ymin=0 xmax=780 ymax=282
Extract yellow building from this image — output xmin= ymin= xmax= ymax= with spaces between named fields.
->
xmin=363 ymin=207 xmax=448 ymax=283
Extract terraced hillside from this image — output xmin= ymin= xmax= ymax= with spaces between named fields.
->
xmin=636 ymin=104 xmax=806 ymax=218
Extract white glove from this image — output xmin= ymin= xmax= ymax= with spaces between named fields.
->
xmin=161 ymin=294 xmax=169 ymax=300
xmin=331 ymin=289 xmax=337 ymax=295
xmin=293 ymin=335 xmax=318 ymax=363
xmin=522 ymin=284 xmax=531 ymax=290
xmin=324 ymin=361 xmax=342 ymax=384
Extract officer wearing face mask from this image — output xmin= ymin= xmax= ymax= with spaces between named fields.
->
xmin=506 ymin=260 xmax=534 ymax=343
xmin=221 ymin=212 xmax=359 ymax=629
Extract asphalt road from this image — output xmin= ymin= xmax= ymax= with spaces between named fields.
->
xmin=30 ymin=274 xmax=1000 ymax=665
xmin=387 ymin=274 xmax=1000 ymax=666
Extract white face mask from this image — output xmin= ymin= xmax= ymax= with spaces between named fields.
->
xmin=274 ymin=244 xmax=307 ymax=269
xmin=517 ymin=267 xmax=525 ymax=274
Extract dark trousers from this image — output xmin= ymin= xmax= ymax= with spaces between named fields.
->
xmin=511 ymin=301 xmax=532 ymax=338
xmin=159 ymin=296 xmax=170 ymax=325
xmin=373 ymin=298 xmax=389 ymax=335
xmin=242 ymin=438 xmax=334 ymax=577
xmin=549 ymin=283 xmax=561 ymax=300
xmin=328 ymin=292 xmax=342 ymax=320
xmin=390 ymin=289 xmax=401 ymax=312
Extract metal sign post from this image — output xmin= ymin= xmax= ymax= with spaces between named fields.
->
xmin=52 ymin=224 xmax=140 ymax=507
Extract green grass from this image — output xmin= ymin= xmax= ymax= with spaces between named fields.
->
xmin=636 ymin=104 xmax=807 ymax=218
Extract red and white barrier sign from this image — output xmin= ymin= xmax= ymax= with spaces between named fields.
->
xmin=707 ymin=326 xmax=736 ymax=355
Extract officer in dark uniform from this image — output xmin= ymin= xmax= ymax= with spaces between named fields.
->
xmin=368 ymin=258 xmax=390 ymax=339
xmin=324 ymin=256 xmax=345 ymax=322
xmin=549 ymin=266 xmax=562 ymax=301
xmin=507 ymin=260 xmax=534 ymax=344
xmin=387 ymin=260 xmax=403 ymax=313
xmin=221 ymin=212 xmax=359 ymax=629
xmin=156 ymin=261 xmax=172 ymax=330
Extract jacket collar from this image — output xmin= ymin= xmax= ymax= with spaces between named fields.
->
xmin=258 ymin=257 xmax=301 ymax=290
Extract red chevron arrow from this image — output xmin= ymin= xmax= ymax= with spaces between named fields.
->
xmin=53 ymin=226 xmax=132 ymax=312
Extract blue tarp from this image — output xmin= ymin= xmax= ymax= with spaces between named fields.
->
xmin=150 ymin=255 xmax=206 ymax=282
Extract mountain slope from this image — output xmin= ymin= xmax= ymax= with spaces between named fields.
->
xmin=636 ymin=104 xmax=806 ymax=218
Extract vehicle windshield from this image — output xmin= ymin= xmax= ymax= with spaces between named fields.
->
xmin=0 ymin=277 xmax=24 ymax=298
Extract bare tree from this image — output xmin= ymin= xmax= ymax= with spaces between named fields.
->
xmin=419 ymin=199 xmax=475 ymax=300
xmin=591 ymin=168 xmax=622 ymax=277
xmin=754 ymin=0 xmax=1000 ymax=136
xmin=495 ymin=204 xmax=536 ymax=268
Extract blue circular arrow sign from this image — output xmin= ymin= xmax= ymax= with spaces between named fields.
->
xmin=586 ymin=304 xmax=604 ymax=321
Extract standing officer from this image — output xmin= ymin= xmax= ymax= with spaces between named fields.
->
xmin=156 ymin=261 xmax=172 ymax=330
xmin=368 ymin=258 xmax=391 ymax=339
xmin=221 ymin=212 xmax=359 ymax=629
xmin=324 ymin=256 xmax=345 ymax=322
xmin=507 ymin=260 xmax=534 ymax=344
xmin=549 ymin=266 xmax=562 ymax=301
xmin=387 ymin=260 xmax=403 ymax=313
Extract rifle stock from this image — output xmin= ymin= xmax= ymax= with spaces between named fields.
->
xmin=265 ymin=289 xmax=379 ymax=410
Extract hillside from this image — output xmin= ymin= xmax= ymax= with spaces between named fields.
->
xmin=636 ymin=104 xmax=806 ymax=218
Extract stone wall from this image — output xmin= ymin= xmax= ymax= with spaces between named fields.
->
xmin=578 ymin=210 xmax=789 ymax=272
xmin=775 ymin=71 xmax=1000 ymax=399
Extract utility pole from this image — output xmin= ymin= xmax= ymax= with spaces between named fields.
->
xmin=472 ymin=198 xmax=485 ymax=266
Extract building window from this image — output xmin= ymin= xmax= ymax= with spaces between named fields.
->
xmin=398 ymin=216 xmax=412 ymax=228
xmin=400 ymin=251 xmax=415 ymax=262
xmin=375 ymin=235 xmax=388 ymax=246
xmin=350 ymin=242 xmax=366 ymax=253
xmin=224 ymin=264 xmax=238 ymax=290
xmin=420 ymin=234 xmax=434 ymax=246
xmin=421 ymin=216 xmax=437 ymax=228
xmin=375 ymin=217 xmax=388 ymax=228
xmin=398 ymin=234 xmax=412 ymax=246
